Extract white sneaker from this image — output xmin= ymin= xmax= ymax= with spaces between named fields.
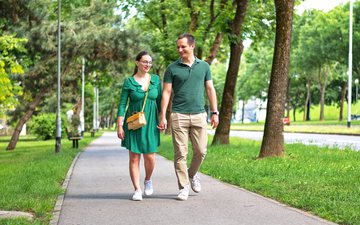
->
xmin=132 ymin=190 xmax=142 ymax=201
xmin=144 ymin=180 xmax=153 ymax=196
xmin=176 ymin=186 xmax=189 ymax=201
xmin=190 ymin=174 xmax=201 ymax=193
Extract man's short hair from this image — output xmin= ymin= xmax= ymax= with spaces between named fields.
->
xmin=178 ymin=33 xmax=195 ymax=45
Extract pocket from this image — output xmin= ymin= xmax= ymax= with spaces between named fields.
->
xmin=171 ymin=113 xmax=179 ymax=129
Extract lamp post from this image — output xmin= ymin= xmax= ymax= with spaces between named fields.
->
xmin=93 ymin=87 xmax=97 ymax=131
xmin=80 ymin=58 xmax=85 ymax=137
xmin=55 ymin=0 xmax=61 ymax=153
xmin=355 ymin=78 xmax=359 ymax=119
xmin=347 ymin=0 xmax=353 ymax=127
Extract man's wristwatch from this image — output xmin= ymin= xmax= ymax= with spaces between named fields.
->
xmin=211 ymin=111 xmax=219 ymax=116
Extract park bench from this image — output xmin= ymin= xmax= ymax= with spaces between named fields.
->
xmin=65 ymin=128 xmax=81 ymax=148
xmin=90 ymin=129 xmax=95 ymax=137
xmin=351 ymin=114 xmax=359 ymax=120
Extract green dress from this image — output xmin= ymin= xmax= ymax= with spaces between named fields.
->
xmin=118 ymin=74 xmax=162 ymax=154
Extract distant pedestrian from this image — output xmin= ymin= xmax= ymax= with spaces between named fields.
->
xmin=117 ymin=51 xmax=162 ymax=201
xmin=158 ymin=34 xmax=219 ymax=200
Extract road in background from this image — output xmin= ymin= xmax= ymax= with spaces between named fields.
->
xmin=208 ymin=130 xmax=360 ymax=150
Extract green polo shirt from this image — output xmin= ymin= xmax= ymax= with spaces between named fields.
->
xmin=164 ymin=57 xmax=212 ymax=114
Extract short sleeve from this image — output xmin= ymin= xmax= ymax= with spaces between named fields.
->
xmin=163 ymin=66 xmax=173 ymax=83
xmin=204 ymin=62 xmax=212 ymax=81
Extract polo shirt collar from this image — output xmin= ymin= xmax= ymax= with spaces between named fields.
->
xmin=177 ymin=57 xmax=200 ymax=66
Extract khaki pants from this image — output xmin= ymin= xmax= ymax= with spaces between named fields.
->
xmin=171 ymin=112 xmax=208 ymax=189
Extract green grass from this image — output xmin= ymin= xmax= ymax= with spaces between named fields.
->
xmin=291 ymin=103 xmax=360 ymax=121
xmin=158 ymin=134 xmax=360 ymax=225
xmin=0 ymin=132 xmax=102 ymax=225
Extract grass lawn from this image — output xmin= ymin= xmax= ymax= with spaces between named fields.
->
xmin=158 ymin=134 xmax=360 ymax=225
xmin=290 ymin=103 xmax=360 ymax=122
xmin=0 ymin=132 xmax=102 ymax=225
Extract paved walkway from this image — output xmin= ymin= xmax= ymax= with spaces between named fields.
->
xmin=53 ymin=132 xmax=337 ymax=225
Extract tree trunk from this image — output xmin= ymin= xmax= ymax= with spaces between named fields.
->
xmin=109 ymin=101 xmax=116 ymax=129
xmin=205 ymin=32 xmax=224 ymax=65
xmin=241 ymin=100 xmax=245 ymax=124
xmin=6 ymin=91 xmax=46 ymax=150
xmin=319 ymin=65 xmax=329 ymax=121
xmin=203 ymin=0 xmax=227 ymax=65
xmin=73 ymin=98 xmax=82 ymax=117
xmin=286 ymin=75 xmax=291 ymax=117
xmin=259 ymin=0 xmax=294 ymax=158
xmin=160 ymin=0 xmax=168 ymax=38
xmin=339 ymin=82 xmax=347 ymax=121
xmin=306 ymin=97 xmax=311 ymax=121
xmin=187 ymin=1 xmax=199 ymax=34
xmin=212 ymin=0 xmax=248 ymax=145
xmin=304 ymin=80 xmax=311 ymax=121
xmin=203 ymin=0 xmax=227 ymax=64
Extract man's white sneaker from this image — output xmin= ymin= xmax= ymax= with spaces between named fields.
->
xmin=144 ymin=180 xmax=153 ymax=196
xmin=132 ymin=190 xmax=142 ymax=201
xmin=176 ymin=186 xmax=189 ymax=201
xmin=190 ymin=174 xmax=201 ymax=193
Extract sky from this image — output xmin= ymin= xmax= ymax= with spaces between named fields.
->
xmin=296 ymin=0 xmax=350 ymax=13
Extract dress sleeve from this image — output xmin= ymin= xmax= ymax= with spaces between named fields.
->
xmin=117 ymin=78 xmax=130 ymax=117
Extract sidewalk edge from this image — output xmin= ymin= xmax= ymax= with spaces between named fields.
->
xmin=49 ymin=152 xmax=81 ymax=225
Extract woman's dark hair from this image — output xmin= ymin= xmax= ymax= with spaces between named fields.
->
xmin=133 ymin=51 xmax=151 ymax=75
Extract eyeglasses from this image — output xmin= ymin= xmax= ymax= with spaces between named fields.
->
xmin=140 ymin=61 xmax=152 ymax=66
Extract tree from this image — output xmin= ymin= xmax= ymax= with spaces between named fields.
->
xmin=0 ymin=35 xmax=27 ymax=116
xmin=237 ymin=40 xmax=274 ymax=103
xmin=3 ymin=0 xmax=140 ymax=150
xmin=212 ymin=0 xmax=248 ymax=145
xmin=259 ymin=0 xmax=294 ymax=158
xmin=291 ymin=5 xmax=355 ymax=121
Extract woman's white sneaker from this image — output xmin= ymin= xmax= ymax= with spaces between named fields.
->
xmin=132 ymin=190 xmax=143 ymax=201
xmin=144 ymin=180 xmax=153 ymax=196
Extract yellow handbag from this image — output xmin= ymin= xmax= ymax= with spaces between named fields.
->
xmin=126 ymin=77 xmax=150 ymax=130
xmin=126 ymin=112 xmax=146 ymax=130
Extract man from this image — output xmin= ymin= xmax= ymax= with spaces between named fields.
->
xmin=158 ymin=33 xmax=219 ymax=201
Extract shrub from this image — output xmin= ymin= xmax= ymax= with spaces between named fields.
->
xmin=69 ymin=114 xmax=81 ymax=136
xmin=31 ymin=113 xmax=68 ymax=140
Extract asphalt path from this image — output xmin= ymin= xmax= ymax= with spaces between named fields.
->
xmin=54 ymin=132 xmax=336 ymax=225
xmin=208 ymin=130 xmax=360 ymax=150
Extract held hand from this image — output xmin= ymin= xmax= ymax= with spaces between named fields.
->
xmin=157 ymin=116 xmax=167 ymax=130
xmin=210 ymin=115 xmax=219 ymax=129
xmin=117 ymin=127 xmax=125 ymax=140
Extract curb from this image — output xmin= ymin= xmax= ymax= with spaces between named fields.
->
xmin=0 ymin=210 xmax=34 ymax=220
xmin=49 ymin=152 xmax=81 ymax=225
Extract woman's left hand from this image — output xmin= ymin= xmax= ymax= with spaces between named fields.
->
xmin=117 ymin=126 xmax=125 ymax=140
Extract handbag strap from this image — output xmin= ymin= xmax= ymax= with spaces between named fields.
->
xmin=141 ymin=74 xmax=151 ymax=113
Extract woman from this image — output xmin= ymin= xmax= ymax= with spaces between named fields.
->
xmin=117 ymin=51 xmax=162 ymax=201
